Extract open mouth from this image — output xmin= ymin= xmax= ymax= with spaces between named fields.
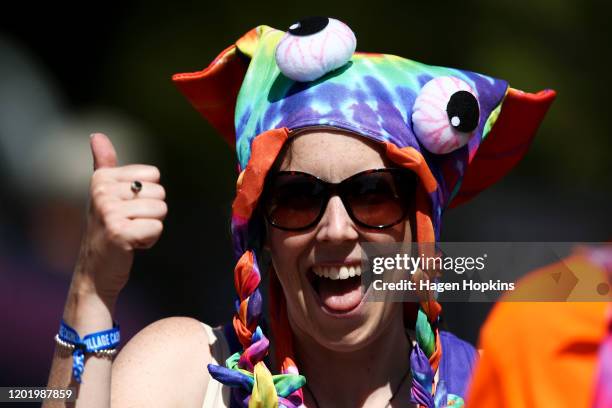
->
xmin=308 ymin=264 xmax=365 ymax=314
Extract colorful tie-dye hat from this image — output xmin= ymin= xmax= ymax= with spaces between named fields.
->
xmin=173 ymin=17 xmax=555 ymax=407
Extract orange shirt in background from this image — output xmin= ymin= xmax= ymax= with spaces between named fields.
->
xmin=467 ymin=251 xmax=610 ymax=407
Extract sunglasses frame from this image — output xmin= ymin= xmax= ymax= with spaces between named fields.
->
xmin=261 ymin=167 xmax=417 ymax=231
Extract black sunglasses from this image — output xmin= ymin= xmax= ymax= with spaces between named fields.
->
xmin=261 ymin=168 xmax=417 ymax=231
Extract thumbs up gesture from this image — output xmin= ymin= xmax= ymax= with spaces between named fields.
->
xmin=75 ymin=133 xmax=167 ymax=301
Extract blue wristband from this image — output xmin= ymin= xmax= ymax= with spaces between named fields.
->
xmin=58 ymin=320 xmax=120 ymax=383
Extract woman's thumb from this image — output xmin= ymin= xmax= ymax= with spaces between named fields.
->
xmin=90 ymin=133 xmax=118 ymax=170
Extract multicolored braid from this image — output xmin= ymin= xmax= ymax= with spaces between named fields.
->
xmin=208 ymin=129 xmax=306 ymax=407
xmin=208 ymin=250 xmax=306 ymax=407
xmin=172 ymin=17 xmax=555 ymax=408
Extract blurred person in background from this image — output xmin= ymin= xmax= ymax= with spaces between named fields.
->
xmin=467 ymin=245 xmax=612 ymax=407
xmin=0 ymin=36 xmax=157 ymax=388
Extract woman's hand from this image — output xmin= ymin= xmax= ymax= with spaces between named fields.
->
xmin=45 ymin=133 xmax=168 ymax=407
xmin=74 ymin=132 xmax=168 ymax=303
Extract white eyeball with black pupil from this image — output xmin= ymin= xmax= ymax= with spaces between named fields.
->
xmin=412 ymin=76 xmax=481 ymax=154
xmin=275 ymin=17 xmax=356 ymax=82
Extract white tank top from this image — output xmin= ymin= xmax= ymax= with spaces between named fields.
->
xmin=201 ymin=323 xmax=232 ymax=408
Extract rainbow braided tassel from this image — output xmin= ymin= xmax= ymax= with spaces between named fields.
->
xmin=208 ymin=327 xmax=306 ymax=407
xmin=208 ymin=250 xmax=306 ymax=407
xmin=410 ymin=308 xmax=465 ymax=407
xmin=410 ymin=339 xmax=435 ymax=407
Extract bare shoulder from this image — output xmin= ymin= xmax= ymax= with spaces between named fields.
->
xmin=111 ymin=316 xmax=212 ymax=407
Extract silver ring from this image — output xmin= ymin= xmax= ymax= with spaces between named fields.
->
xmin=130 ymin=180 xmax=143 ymax=194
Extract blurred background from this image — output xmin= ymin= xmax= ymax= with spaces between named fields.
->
xmin=1 ymin=0 xmax=610 ymax=389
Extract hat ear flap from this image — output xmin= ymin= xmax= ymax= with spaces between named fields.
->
xmin=172 ymin=27 xmax=270 ymax=147
xmin=449 ymin=88 xmax=556 ymax=208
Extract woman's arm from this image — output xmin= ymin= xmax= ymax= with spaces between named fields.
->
xmin=111 ymin=317 xmax=212 ymax=407
xmin=44 ymin=133 xmax=167 ymax=407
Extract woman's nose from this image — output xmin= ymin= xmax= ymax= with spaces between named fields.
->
xmin=315 ymin=195 xmax=359 ymax=242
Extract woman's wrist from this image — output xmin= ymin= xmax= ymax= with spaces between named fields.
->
xmin=63 ymin=274 xmax=117 ymax=334
xmin=71 ymin=239 xmax=129 ymax=310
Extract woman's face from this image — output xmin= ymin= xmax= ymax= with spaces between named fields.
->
xmin=266 ymin=129 xmax=412 ymax=352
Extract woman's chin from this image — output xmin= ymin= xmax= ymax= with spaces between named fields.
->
xmin=306 ymin=309 xmax=390 ymax=352
xmin=300 ymin=276 xmax=392 ymax=350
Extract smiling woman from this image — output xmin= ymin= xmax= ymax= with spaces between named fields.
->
xmin=265 ymin=130 xmax=411 ymax=336
xmin=44 ymin=16 xmax=555 ymax=408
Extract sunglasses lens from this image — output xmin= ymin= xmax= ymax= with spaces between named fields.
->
xmin=265 ymin=173 xmax=325 ymax=230
xmin=345 ymin=171 xmax=414 ymax=228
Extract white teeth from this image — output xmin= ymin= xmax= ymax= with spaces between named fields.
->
xmin=313 ymin=265 xmax=362 ymax=280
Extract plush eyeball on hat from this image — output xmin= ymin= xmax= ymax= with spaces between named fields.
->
xmin=275 ymin=16 xmax=357 ymax=82
xmin=412 ymin=76 xmax=481 ymax=154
